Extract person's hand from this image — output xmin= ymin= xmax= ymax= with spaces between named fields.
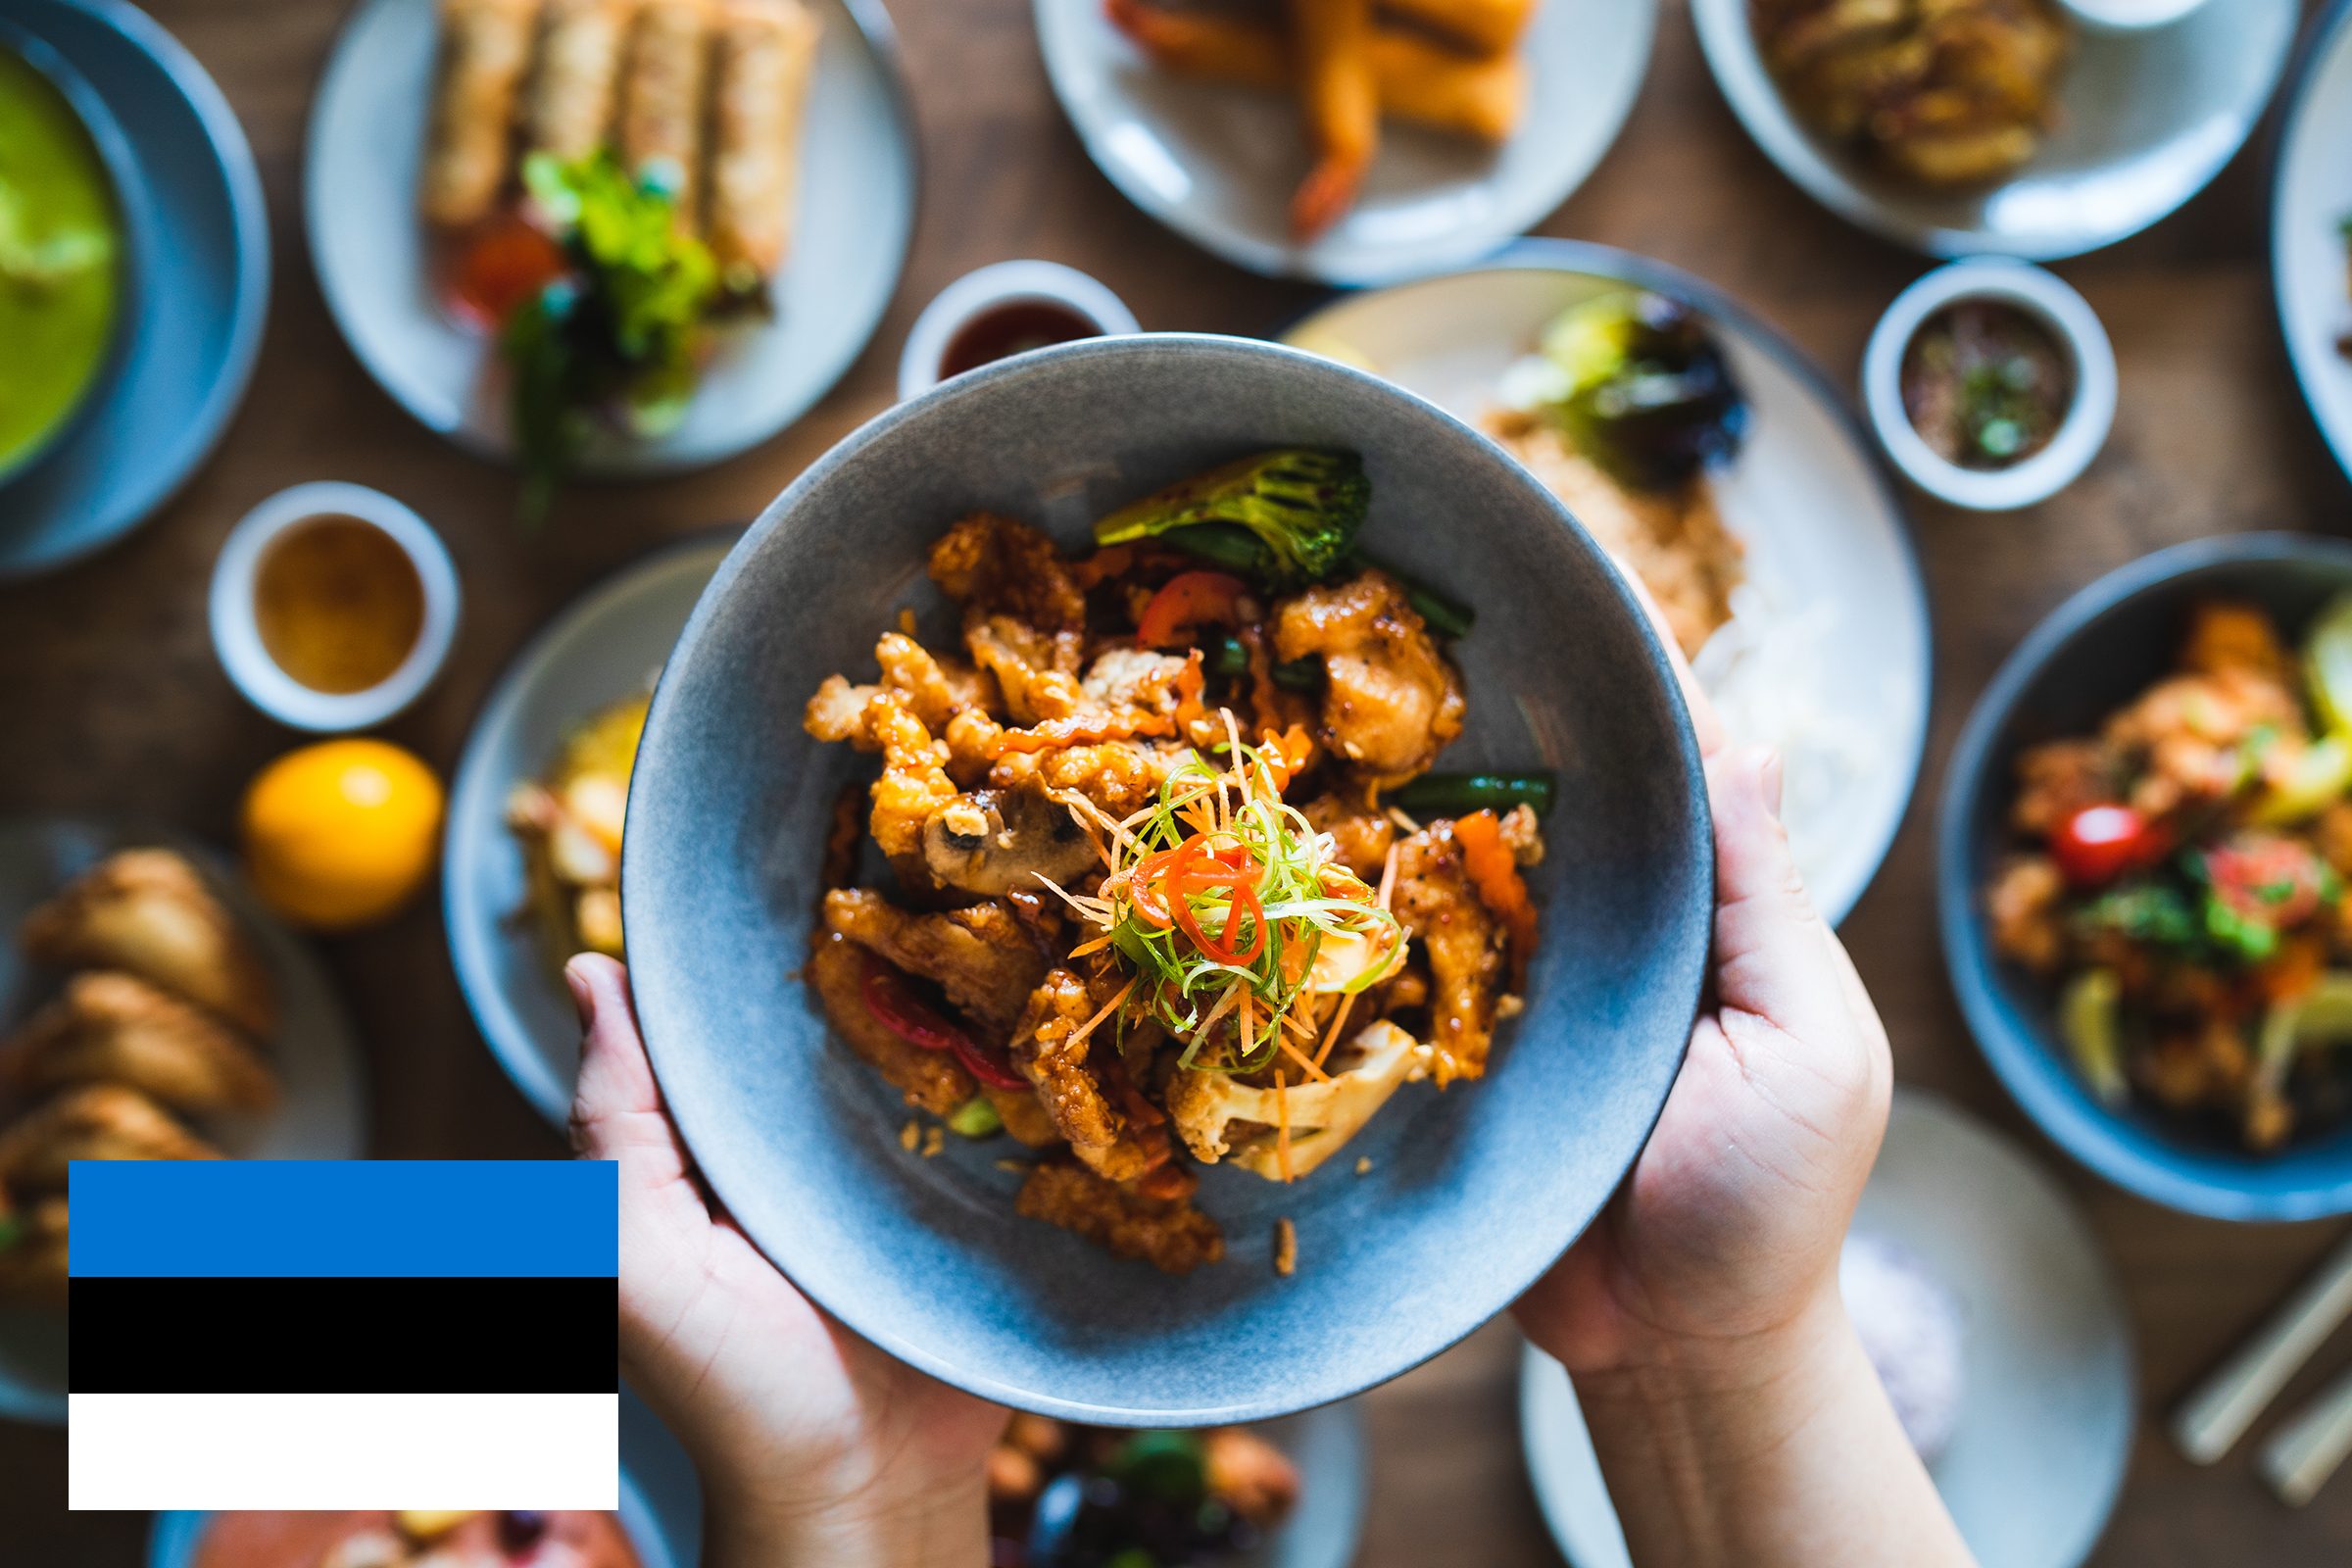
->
xmin=566 ymin=954 xmax=1005 ymax=1568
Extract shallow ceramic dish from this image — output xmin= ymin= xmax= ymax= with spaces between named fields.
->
xmin=305 ymin=0 xmax=917 ymax=476
xmin=1691 ymin=0 xmax=2295 ymax=260
xmin=0 ymin=816 xmax=368 ymax=1427
xmin=898 ymin=259 xmax=1141 ymax=401
xmin=623 ymin=333 xmax=1713 ymax=1423
xmin=1033 ymin=0 xmax=1655 ymax=285
xmin=1941 ymin=532 xmax=2352 ymax=1220
xmin=446 ymin=532 xmax=735 ymax=1128
xmin=1522 ymin=1090 xmax=2135 ymax=1568
xmin=1283 ymin=240 xmax=1929 ymax=926
xmin=0 ymin=0 xmax=268 ymax=579
xmin=2272 ymin=0 xmax=2352 ymax=488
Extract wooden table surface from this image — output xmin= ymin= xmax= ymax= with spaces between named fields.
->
xmin=7 ymin=0 xmax=2352 ymax=1559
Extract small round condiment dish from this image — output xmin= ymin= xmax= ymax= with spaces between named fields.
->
xmin=1864 ymin=259 xmax=2116 ymax=513
xmin=2054 ymin=0 xmax=2213 ymax=30
xmin=1940 ymin=532 xmax=2352 ymax=1221
xmin=209 ymin=481 xmax=461 ymax=734
xmin=896 ymin=259 xmax=1140 ymax=401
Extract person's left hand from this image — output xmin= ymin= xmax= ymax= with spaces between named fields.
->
xmin=566 ymin=954 xmax=1005 ymax=1568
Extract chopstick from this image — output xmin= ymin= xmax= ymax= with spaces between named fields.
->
xmin=2262 ymin=1362 xmax=2352 ymax=1505
xmin=2172 ymin=1228 xmax=2352 ymax=1464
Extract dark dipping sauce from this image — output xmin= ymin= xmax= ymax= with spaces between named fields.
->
xmin=1899 ymin=299 xmax=2074 ymax=471
xmin=940 ymin=299 xmax=1099 ymax=379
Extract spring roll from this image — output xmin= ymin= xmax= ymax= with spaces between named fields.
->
xmin=420 ymin=0 xmax=537 ymax=229
xmin=1377 ymin=0 xmax=1537 ymax=58
xmin=709 ymin=0 xmax=820 ymax=292
xmin=525 ymin=0 xmax=639 ymax=162
xmin=1105 ymin=0 xmax=1524 ymax=144
xmin=620 ymin=0 xmax=713 ymax=218
xmin=1287 ymin=0 xmax=1378 ymax=241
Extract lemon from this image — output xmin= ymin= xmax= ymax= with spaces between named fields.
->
xmin=241 ymin=739 xmax=445 ymax=930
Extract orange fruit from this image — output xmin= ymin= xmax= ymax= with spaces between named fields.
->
xmin=241 ymin=739 xmax=445 ymax=930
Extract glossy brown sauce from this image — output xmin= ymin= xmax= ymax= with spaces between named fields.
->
xmin=252 ymin=515 xmax=426 ymax=695
xmin=939 ymin=300 xmax=1098 ymax=378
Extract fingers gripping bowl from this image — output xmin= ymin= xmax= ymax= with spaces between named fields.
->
xmin=621 ymin=335 xmax=1712 ymax=1422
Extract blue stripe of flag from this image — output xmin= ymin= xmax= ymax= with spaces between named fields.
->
xmin=71 ymin=1161 xmax=617 ymax=1279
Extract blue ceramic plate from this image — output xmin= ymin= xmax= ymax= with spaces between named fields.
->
xmin=0 ymin=0 xmax=268 ymax=579
xmin=1521 ymin=1090 xmax=2135 ymax=1568
xmin=1940 ymin=532 xmax=2352 ymax=1220
xmin=622 ymin=332 xmax=1713 ymax=1423
xmin=0 ymin=815 xmax=367 ymax=1427
xmin=306 ymin=0 xmax=916 ymax=477
xmin=445 ymin=532 xmax=736 ymax=1128
xmin=2271 ymin=0 xmax=2352 ymax=488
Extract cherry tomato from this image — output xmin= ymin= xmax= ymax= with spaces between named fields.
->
xmin=1135 ymin=571 xmax=1248 ymax=648
xmin=443 ymin=214 xmax=568 ymax=331
xmin=2048 ymin=804 xmax=2167 ymax=886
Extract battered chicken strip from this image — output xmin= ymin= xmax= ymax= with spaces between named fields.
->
xmin=0 ymin=1197 xmax=70 ymax=1305
xmin=805 ymin=933 xmax=975 ymax=1117
xmin=420 ymin=0 xmax=537 ymax=229
xmin=0 ymin=1084 xmax=220 ymax=1196
xmin=1014 ymin=1159 xmax=1223 ymax=1274
xmin=1274 ymin=570 xmax=1465 ymax=790
xmin=1 ymin=972 xmax=278 ymax=1114
xmin=929 ymin=513 xmax=1089 ymax=634
xmin=822 ymin=889 xmax=1050 ymax=1037
xmin=1009 ymin=968 xmax=1154 ymax=1182
xmin=1391 ymin=820 xmax=1504 ymax=1086
xmin=21 ymin=850 xmax=276 ymax=1037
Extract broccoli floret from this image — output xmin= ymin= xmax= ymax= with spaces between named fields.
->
xmin=1091 ymin=449 xmax=1370 ymax=587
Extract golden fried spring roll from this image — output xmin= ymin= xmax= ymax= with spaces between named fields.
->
xmin=709 ymin=0 xmax=820 ymax=292
xmin=621 ymin=0 xmax=713 ymax=219
xmin=1288 ymin=0 xmax=1378 ymax=241
xmin=1377 ymin=0 xmax=1537 ymax=58
xmin=1105 ymin=0 xmax=1524 ymax=144
xmin=420 ymin=0 xmax=538 ymax=229
xmin=525 ymin=0 xmax=640 ymax=162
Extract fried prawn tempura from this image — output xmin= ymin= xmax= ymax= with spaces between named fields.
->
xmin=1287 ymin=0 xmax=1380 ymax=241
xmin=20 ymin=849 xmax=276 ymax=1037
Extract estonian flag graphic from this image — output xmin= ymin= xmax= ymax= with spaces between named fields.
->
xmin=67 ymin=1160 xmax=618 ymax=1511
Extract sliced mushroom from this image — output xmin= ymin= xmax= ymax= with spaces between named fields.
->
xmin=921 ymin=783 xmax=1100 ymax=897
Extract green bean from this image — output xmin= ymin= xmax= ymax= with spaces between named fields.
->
xmin=1389 ymin=771 xmax=1557 ymax=817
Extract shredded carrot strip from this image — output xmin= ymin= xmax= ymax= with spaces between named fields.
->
xmin=1375 ymin=840 xmax=1399 ymax=910
xmin=1274 ymin=1068 xmax=1294 ymax=1183
xmin=1276 ymin=1033 xmax=1332 ymax=1083
xmin=1312 ymin=985 xmax=1359 ymax=1072
xmin=1064 ymin=977 xmax=1139 ymax=1053
xmin=1067 ymin=934 xmax=1114 ymax=959
xmin=1453 ymin=809 xmax=1537 ymax=989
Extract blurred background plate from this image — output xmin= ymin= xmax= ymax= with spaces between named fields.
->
xmin=1033 ymin=0 xmax=1655 ymax=285
xmin=445 ymin=532 xmax=737 ymax=1128
xmin=1520 ymin=1090 xmax=2135 ymax=1568
xmin=0 ymin=816 xmax=367 ymax=1427
xmin=2273 ymin=0 xmax=2352 ymax=486
xmin=1690 ymin=0 xmax=2295 ymax=259
xmin=0 ymin=0 xmax=269 ymax=579
xmin=1282 ymin=240 xmax=1928 ymax=925
xmin=305 ymin=0 xmax=917 ymax=477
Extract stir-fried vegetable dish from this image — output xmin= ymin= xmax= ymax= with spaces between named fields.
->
xmin=1987 ymin=598 xmax=2352 ymax=1150
xmin=989 ymin=1415 xmax=1298 ymax=1568
xmin=802 ymin=451 xmax=1549 ymax=1271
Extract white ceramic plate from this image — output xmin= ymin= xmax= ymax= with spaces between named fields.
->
xmin=445 ymin=533 xmax=736 ymax=1128
xmin=2274 ymin=0 xmax=2352 ymax=485
xmin=1034 ymin=0 xmax=1656 ymax=285
xmin=0 ymin=816 xmax=367 ymax=1427
xmin=305 ymin=0 xmax=916 ymax=476
xmin=1692 ymin=0 xmax=2296 ymax=259
xmin=1520 ymin=1090 xmax=2137 ymax=1568
xmin=1282 ymin=241 xmax=1929 ymax=925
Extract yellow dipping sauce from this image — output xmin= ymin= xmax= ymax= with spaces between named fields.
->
xmin=0 ymin=44 xmax=121 ymax=474
xmin=252 ymin=516 xmax=426 ymax=695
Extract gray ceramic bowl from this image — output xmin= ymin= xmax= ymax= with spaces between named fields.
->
xmin=623 ymin=333 xmax=1713 ymax=1422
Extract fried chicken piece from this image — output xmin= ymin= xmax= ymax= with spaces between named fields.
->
xmin=965 ymin=614 xmax=1087 ymax=724
xmin=21 ymin=850 xmax=275 ymax=1036
xmin=2183 ymin=602 xmax=2293 ymax=681
xmin=1 ymin=971 xmax=278 ymax=1114
xmin=1302 ymin=793 xmax=1396 ymax=879
xmin=1985 ymin=854 xmax=2066 ymax=973
xmin=0 ymin=1196 xmax=70 ymax=1304
xmin=1274 ymin=570 xmax=1465 ymax=789
xmin=1392 ymin=821 xmax=1504 ymax=1086
xmin=800 ymin=689 xmax=963 ymax=865
xmin=929 ymin=513 xmax=1088 ymax=634
xmin=0 ymin=1084 xmax=220 ymax=1195
xmin=1204 ymin=1427 xmax=1302 ymax=1526
xmin=1014 ymin=1159 xmax=1224 ymax=1274
xmin=1009 ymin=968 xmax=1156 ymax=1182
xmin=804 ymin=932 xmax=976 ymax=1117
xmin=822 ymin=889 xmax=1051 ymax=1037
xmin=997 ymin=738 xmax=1177 ymax=820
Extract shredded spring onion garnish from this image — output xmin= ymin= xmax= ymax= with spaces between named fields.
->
xmin=1043 ymin=713 xmax=1405 ymax=1073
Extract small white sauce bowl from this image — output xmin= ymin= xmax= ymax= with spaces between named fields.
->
xmin=1863 ymin=258 xmax=2117 ymax=513
xmin=2054 ymin=0 xmax=2213 ymax=31
xmin=897 ymin=260 xmax=1140 ymax=402
xmin=210 ymin=480 xmax=461 ymax=732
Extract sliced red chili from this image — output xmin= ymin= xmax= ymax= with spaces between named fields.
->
xmin=1136 ymin=570 xmax=1247 ymax=648
xmin=860 ymin=958 xmax=1026 ymax=1089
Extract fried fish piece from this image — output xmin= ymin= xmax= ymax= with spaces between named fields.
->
xmin=20 ymin=850 xmax=276 ymax=1037
xmin=1 ymin=972 xmax=279 ymax=1114
xmin=0 ymin=1084 xmax=220 ymax=1197
xmin=0 ymin=1196 xmax=70 ymax=1305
